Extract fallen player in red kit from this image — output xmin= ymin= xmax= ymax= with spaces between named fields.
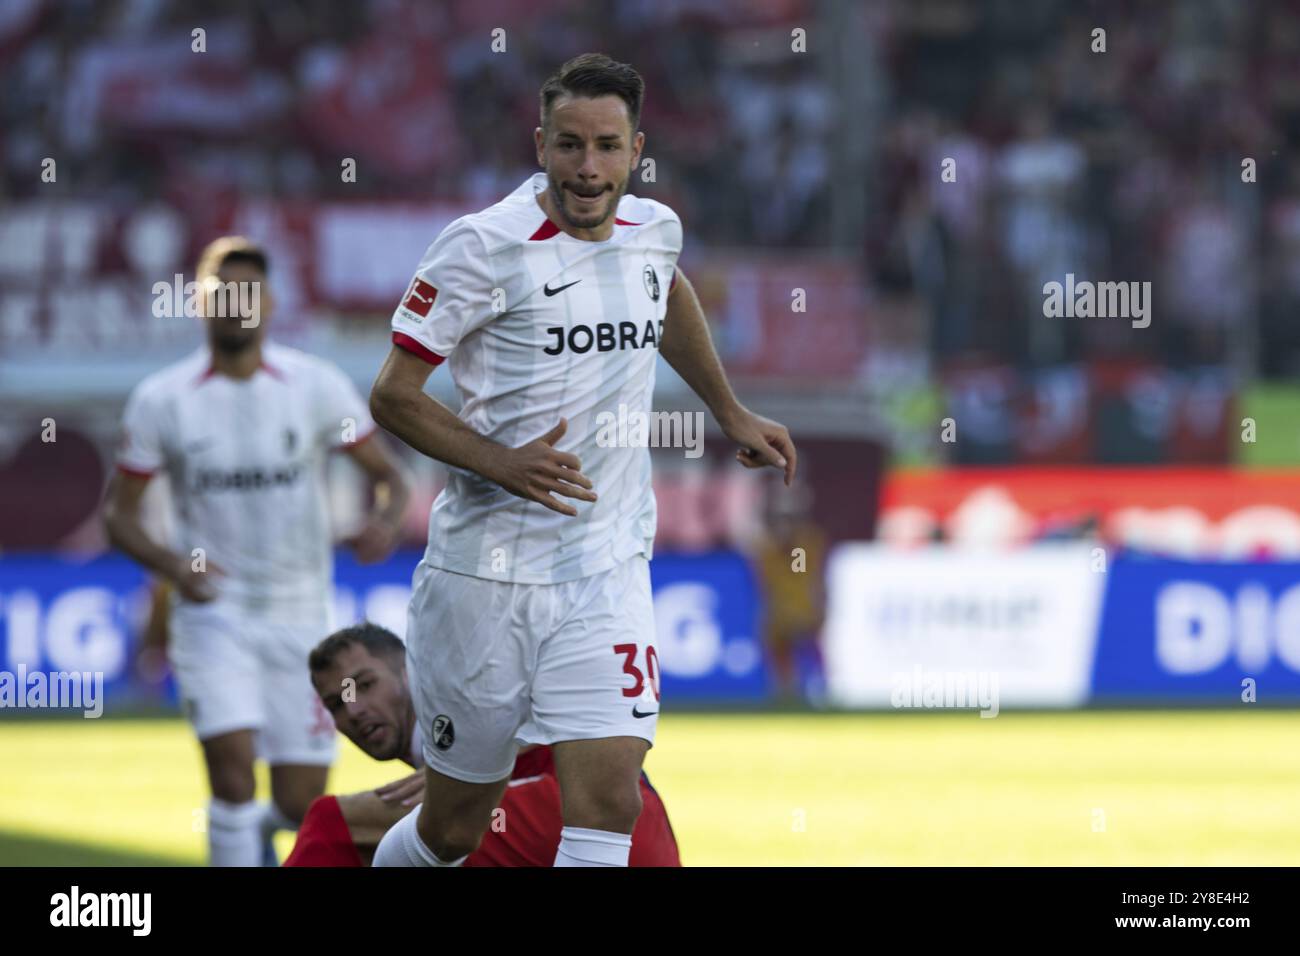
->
xmin=284 ymin=623 xmax=680 ymax=867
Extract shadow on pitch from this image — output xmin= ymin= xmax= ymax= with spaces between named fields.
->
xmin=0 ymin=828 xmax=192 ymax=866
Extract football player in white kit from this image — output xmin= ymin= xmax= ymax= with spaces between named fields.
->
xmin=101 ymin=236 xmax=411 ymax=866
xmin=368 ymin=54 xmax=796 ymax=867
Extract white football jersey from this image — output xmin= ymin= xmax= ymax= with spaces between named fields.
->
xmin=116 ymin=341 xmax=375 ymax=616
xmin=407 ymin=718 xmax=425 ymax=769
xmin=391 ymin=172 xmax=682 ymax=584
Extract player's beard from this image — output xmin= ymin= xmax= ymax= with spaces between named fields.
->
xmin=208 ymin=318 xmax=259 ymax=355
xmin=358 ymin=723 xmax=402 ymax=762
xmin=548 ymin=172 xmax=628 ymax=231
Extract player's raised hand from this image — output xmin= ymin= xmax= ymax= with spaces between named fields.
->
xmin=375 ymin=771 xmax=426 ymax=808
xmin=722 ymin=406 xmax=797 ymax=487
xmin=493 ymin=417 xmax=597 ymax=517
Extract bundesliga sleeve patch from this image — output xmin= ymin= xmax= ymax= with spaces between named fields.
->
xmin=400 ymin=277 xmax=438 ymax=319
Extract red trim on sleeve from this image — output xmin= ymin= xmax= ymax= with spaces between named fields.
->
xmin=529 ymin=219 xmax=561 ymax=241
xmin=116 ymin=463 xmax=156 ymax=480
xmin=392 ymin=332 xmax=446 ymax=366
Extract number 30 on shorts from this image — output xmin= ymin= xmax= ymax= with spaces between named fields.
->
xmin=613 ymin=643 xmax=660 ymax=702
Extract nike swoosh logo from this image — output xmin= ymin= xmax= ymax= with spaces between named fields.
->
xmin=507 ymin=775 xmax=547 ymax=788
xmin=632 ymin=706 xmax=659 ymax=718
xmin=543 ymin=279 xmax=582 ymax=297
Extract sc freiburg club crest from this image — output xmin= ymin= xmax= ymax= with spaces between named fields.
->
xmin=432 ymin=714 xmax=455 ymax=750
xmin=643 ymin=264 xmax=660 ymax=302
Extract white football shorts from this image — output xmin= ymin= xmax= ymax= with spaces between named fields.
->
xmin=404 ymin=554 xmax=660 ymax=783
xmin=168 ymin=597 xmax=338 ymax=766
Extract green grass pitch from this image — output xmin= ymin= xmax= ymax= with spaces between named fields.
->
xmin=1 ymin=711 xmax=1297 ymax=865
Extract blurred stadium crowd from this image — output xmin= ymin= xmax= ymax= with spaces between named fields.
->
xmin=874 ymin=0 xmax=1297 ymax=371
xmin=2 ymin=0 xmax=1296 ymax=548
xmin=6 ymin=0 xmax=1298 ymax=365
xmin=1 ymin=0 xmax=832 ymax=243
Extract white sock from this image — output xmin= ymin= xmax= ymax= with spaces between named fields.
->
xmin=372 ymin=806 xmax=466 ymax=867
xmin=260 ymin=801 xmax=298 ymax=839
xmin=208 ymin=798 xmax=264 ymax=867
xmin=554 ymin=826 xmax=633 ymax=867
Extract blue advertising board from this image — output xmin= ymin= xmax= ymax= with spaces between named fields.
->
xmin=1093 ymin=554 xmax=1300 ymax=699
xmin=0 ymin=550 xmax=769 ymax=711
xmin=647 ymin=550 xmax=767 ymax=700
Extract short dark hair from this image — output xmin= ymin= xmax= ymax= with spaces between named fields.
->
xmin=309 ymin=622 xmax=406 ymax=675
xmin=539 ymin=53 xmax=644 ymax=134
xmin=196 ymin=235 xmax=268 ymax=282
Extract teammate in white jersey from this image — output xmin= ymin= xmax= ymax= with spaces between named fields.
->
xmin=101 ymin=236 xmax=411 ymax=866
xmin=369 ymin=54 xmax=795 ymax=868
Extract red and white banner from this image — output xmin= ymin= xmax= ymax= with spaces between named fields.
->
xmin=880 ymin=467 xmax=1300 ymax=558
xmin=1 ymin=200 xmax=874 ymax=387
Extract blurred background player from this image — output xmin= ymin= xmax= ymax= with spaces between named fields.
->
xmin=368 ymin=53 xmax=795 ymax=868
xmin=100 ymin=237 xmax=411 ymax=866
xmin=286 ymin=623 xmax=680 ymax=866
xmin=754 ymin=480 xmax=826 ymax=704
